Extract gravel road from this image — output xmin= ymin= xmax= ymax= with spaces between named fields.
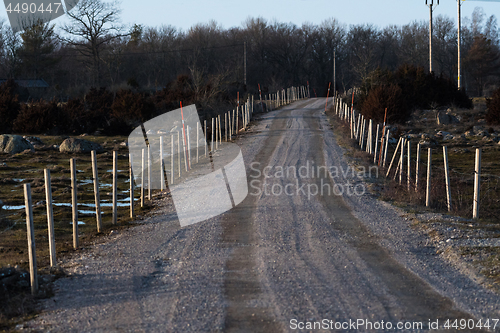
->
xmin=25 ymin=98 xmax=500 ymax=332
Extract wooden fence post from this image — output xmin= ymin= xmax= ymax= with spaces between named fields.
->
xmin=398 ymin=138 xmax=405 ymax=184
xmin=383 ymin=129 xmax=390 ymax=167
xmin=160 ymin=136 xmax=165 ymax=191
xmin=407 ymin=140 xmax=411 ymax=191
xmin=70 ymin=158 xmax=78 ymax=249
xmin=211 ymin=118 xmax=214 ymax=151
xmin=148 ymin=145 xmax=152 ymax=200
xmin=141 ymin=148 xmax=145 ymax=207
xmin=44 ymin=169 xmax=56 ymax=267
xmin=415 ymin=143 xmax=421 ymax=192
xmin=373 ymin=124 xmax=380 ymax=163
xmin=473 ymin=148 xmax=481 ymax=219
xmin=182 ymin=127 xmax=188 ymax=171
xmin=218 ymin=115 xmax=222 ymax=143
xmin=443 ymin=146 xmax=452 ymax=212
xmin=196 ymin=122 xmax=200 ymax=163
xmin=236 ymin=107 xmax=239 ymax=134
xmin=91 ymin=151 xmax=102 ymax=232
xmin=23 ymin=184 xmax=38 ymax=295
xmin=112 ymin=151 xmax=118 ymax=224
xmin=426 ymin=148 xmax=432 ymax=207
xmin=129 ymin=153 xmax=135 ymax=218
xmin=204 ymin=120 xmax=207 ymax=157
xmin=386 ymin=137 xmax=401 ymax=177
xmin=225 ymin=112 xmax=228 ymax=142
xmin=187 ymin=125 xmax=191 ymax=169
xmin=171 ymin=134 xmax=174 ymax=185
xmin=215 ymin=117 xmax=218 ymax=150
xmin=177 ymin=131 xmax=181 ymax=177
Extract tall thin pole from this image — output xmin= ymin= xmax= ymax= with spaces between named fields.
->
xmin=458 ymin=0 xmax=461 ymax=90
xmin=429 ymin=3 xmax=433 ymax=73
xmin=244 ymin=42 xmax=247 ymax=87
xmin=333 ymin=50 xmax=336 ymax=93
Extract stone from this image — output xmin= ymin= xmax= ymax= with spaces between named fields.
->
xmin=443 ymin=134 xmax=454 ymax=141
xmin=473 ymin=125 xmax=485 ymax=133
xmin=59 ymin=138 xmax=103 ymax=153
xmin=465 ymin=131 xmax=474 ymax=137
xmin=23 ymin=136 xmax=45 ymax=146
xmin=0 ymin=135 xmax=35 ymax=154
xmin=477 ymin=131 xmax=489 ymax=137
xmin=437 ymin=111 xmax=459 ymax=125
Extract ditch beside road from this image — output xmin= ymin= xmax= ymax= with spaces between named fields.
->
xmin=24 ymin=98 xmax=500 ymax=332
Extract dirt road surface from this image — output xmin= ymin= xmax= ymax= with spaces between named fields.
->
xmin=26 ymin=98 xmax=500 ymax=332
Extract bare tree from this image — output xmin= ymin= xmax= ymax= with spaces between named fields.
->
xmin=61 ymin=0 xmax=127 ymax=86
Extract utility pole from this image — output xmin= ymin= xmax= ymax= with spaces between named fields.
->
xmin=457 ymin=0 xmax=461 ymax=90
xmin=426 ymin=0 xmax=438 ymax=73
xmin=244 ymin=42 xmax=247 ymax=88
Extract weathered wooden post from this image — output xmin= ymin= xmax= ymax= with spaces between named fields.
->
xmin=373 ymin=124 xmax=380 ymax=163
xmin=211 ymin=118 xmax=214 ymax=151
xmin=204 ymin=120 xmax=207 ymax=157
xmin=177 ymin=131 xmax=181 ymax=177
xmin=407 ymin=140 xmax=411 ymax=191
xmin=91 ymin=151 xmax=102 ymax=232
xmin=44 ymin=169 xmax=56 ymax=267
xmin=415 ymin=143 xmax=421 ymax=192
xmin=129 ymin=153 xmax=135 ymax=218
xmin=398 ymin=138 xmax=405 ymax=184
xmin=112 ymin=151 xmax=118 ymax=224
xmin=187 ymin=125 xmax=191 ymax=169
xmin=160 ymin=136 xmax=165 ymax=191
xmin=148 ymin=145 xmax=152 ymax=200
xmin=70 ymin=158 xmax=78 ymax=249
xmin=171 ymin=134 xmax=174 ymax=185
xmin=196 ymin=122 xmax=200 ymax=163
xmin=386 ymin=137 xmax=402 ymax=178
xmin=383 ymin=129 xmax=390 ymax=167
xmin=141 ymin=148 xmax=145 ymax=207
xmin=473 ymin=148 xmax=481 ymax=219
xmin=24 ymin=184 xmax=38 ymax=295
xmin=426 ymin=148 xmax=432 ymax=207
xmin=443 ymin=146 xmax=452 ymax=212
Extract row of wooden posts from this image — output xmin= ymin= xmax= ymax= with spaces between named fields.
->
xmin=332 ymin=94 xmax=483 ymax=219
xmin=21 ymin=86 xmax=309 ymax=295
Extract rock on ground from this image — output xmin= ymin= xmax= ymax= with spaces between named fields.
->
xmin=59 ymin=138 xmax=103 ymax=153
xmin=0 ymin=134 xmax=35 ymax=154
xmin=436 ymin=111 xmax=459 ymax=125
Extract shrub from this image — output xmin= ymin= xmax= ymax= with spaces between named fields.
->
xmin=82 ymin=87 xmax=113 ymax=133
xmin=62 ymin=98 xmax=86 ymax=134
xmin=486 ymin=86 xmax=500 ymax=125
xmin=361 ymin=84 xmax=408 ymax=123
xmin=154 ymin=75 xmax=196 ymax=113
xmin=0 ymin=80 xmax=21 ymax=133
xmin=102 ymin=89 xmax=156 ymax=135
xmin=358 ymin=64 xmax=473 ymax=124
xmin=12 ymin=99 xmax=66 ymax=134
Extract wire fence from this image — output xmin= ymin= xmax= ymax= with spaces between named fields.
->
xmin=332 ymin=93 xmax=500 ymax=221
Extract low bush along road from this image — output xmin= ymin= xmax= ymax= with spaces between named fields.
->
xmin=25 ymin=98 xmax=500 ymax=332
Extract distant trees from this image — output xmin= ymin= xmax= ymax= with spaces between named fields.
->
xmin=0 ymin=4 xmax=499 ymax=99
xmin=464 ymin=35 xmax=500 ymax=96
xmin=18 ymin=19 xmax=59 ymax=79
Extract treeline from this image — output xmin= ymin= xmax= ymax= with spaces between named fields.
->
xmin=0 ymin=75 xmax=232 ymax=135
xmin=0 ymin=0 xmax=499 ymax=100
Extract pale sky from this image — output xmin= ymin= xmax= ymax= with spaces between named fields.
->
xmin=113 ymin=0 xmax=500 ymax=31
xmin=3 ymin=0 xmax=500 ymax=32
